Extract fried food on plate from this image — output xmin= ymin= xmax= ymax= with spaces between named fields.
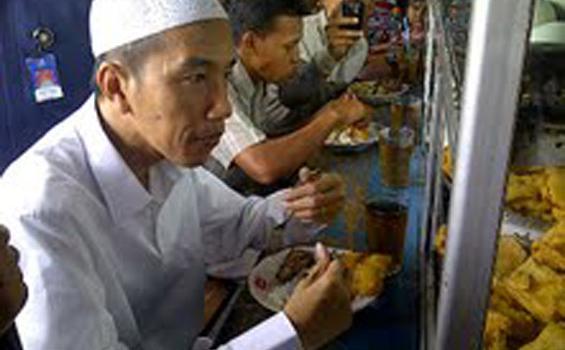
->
xmin=327 ymin=124 xmax=372 ymax=145
xmin=350 ymin=254 xmax=391 ymax=297
xmin=505 ymin=258 xmax=565 ymax=323
xmin=495 ymin=236 xmax=529 ymax=279
xmin=519 ymin=323 xmax=565 ymax=350
xmin=276 ymin=249 xmax=315 ymax=284
xmin=546 ymin=167 xmax=565 ymax=209
xmin=489 ymin=281 xmax=540 ymax=343
xmin=532 ymin=224 xmax=565 ymax=272
xmin=506 ymin=173 xmax=546 ymax=203
xmin=484 ymin=310 xmax=510 ymax=350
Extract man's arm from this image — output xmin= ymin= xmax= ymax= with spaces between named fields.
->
xmin=234 ymin=104 xmax=342 ymax=185
xmin=234 ymin=95 xmax=370 ymax=185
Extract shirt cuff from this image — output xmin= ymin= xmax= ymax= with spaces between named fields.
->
xmin=223 ymin=312 xmax=303 ymax=350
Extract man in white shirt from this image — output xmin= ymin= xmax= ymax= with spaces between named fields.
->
xmin=211 ymin=0 xmax=373 ymax=195
xmin=0 ymin=0 xmax=353 ymax=349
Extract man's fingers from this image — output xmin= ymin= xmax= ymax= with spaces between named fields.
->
xmin=286 ymin=174 xmax=343 ymax=201
xmin=327 ymin=28 xmax=363 ymax=40
xmin=298 ymin=255 xmax=331 ymax=288
xmin=284 ymin=189 xmax=344 ymax=213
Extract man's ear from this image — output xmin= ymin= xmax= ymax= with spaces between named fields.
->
xmin=95 ymin=62 xmax=133 ymax=115
xmin=240 ymin=31 xmax=261 ymax=57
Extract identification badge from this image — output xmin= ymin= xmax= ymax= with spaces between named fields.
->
xmin=26 ymin=53 xmax=64 ymax=103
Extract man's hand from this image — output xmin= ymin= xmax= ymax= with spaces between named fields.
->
xmin=284 ymin=243 xmax=353 ymax=350
xmin=284 ymin=169 xmax=345 ymax=225
xmin=0 ymin=225 xmax=27 ymax=334
xmin=328 ymin=93 xmax=374 ymax=127
xmin=326 ymin=9 xmax=363 ymax=62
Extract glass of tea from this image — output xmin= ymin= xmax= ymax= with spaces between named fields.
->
xmin=379 ymin=126 xmax=415 ymax=188
xmin=365 ymin=200 xmax=409 ymax=275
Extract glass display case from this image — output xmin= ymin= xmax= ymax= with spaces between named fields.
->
xmin=423 ymin=0 xmax=565 ymax=349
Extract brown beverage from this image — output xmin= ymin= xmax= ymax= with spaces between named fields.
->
xmin=379 ymin=127 xmax=414 ymax=187
xmin=365 ymin=200 xmax=408 ymax=274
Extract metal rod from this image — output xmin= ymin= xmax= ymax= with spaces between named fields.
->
xmin=436 ymin=0 xmax=533 ymax=349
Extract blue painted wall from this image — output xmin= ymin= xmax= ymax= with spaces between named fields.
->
xmin=0 ymin=0 xmax=94 ymax=172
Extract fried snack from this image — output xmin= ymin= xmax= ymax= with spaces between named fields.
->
xmin=350 ymin=254 xmax=391 ymax=297
xmin=350 ymin=125 xmax=370 ymax=141
xmin=442 ymin=147 xmax=454 ymax=179
xmin=276 ymin=249 xmax=315 ymax=284
xmin=546 ymin=167 xmax=565 ymax=209
xmin=506 ymin=173 xmax=546 ymax=203
xmin=327 ymin=124 xmax=372 ymax=145
xmin=434 ymin=224 xmax=448 ymax=257
xmin=484 ymin=311 xmax=510 ymax=350
xmin=489 ymin=281 xmax=540 ymax=343
xmin=505 ymin=258 xmax=565 ymax=323
xmin=494 ymin=236 xmax=528 ymax=279
xmin=340 ymin=251 xmax=365 ymax=271
xmin=519 ymin=323 xmax=565 ymax=350
xmin=532 ymin=225 xmax=565 ymax=272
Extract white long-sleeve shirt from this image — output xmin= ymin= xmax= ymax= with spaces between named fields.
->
xmin=0 ymin=96 xmax=318 ymax=350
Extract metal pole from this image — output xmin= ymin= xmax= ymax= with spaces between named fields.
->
xmin=436 ymin=0 xmax=533 ymax=349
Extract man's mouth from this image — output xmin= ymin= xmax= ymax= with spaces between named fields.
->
xmin=198 ymin=131 xmax=223 ymax=146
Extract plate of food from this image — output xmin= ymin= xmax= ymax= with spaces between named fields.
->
xmin=325 ymin=122 xmax=379 ymax=152
xmin=248 ymin=246 xmax=391 ymax=313
xmin=349 ymin=79 xmax=409 ymax=106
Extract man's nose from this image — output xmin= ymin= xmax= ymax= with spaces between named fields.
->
xmin=209 ymin=79 xmax=232 ymax=121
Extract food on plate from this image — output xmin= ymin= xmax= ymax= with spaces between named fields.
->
xmin=488 ymin=281 xmax=540 ymax=344
xmin=519 ymin=323 xmax=565 ymax=350
xmin=532 ymin=224 xmax=565 ymax=272
xmin=326 ymin=123 xmax=373 ymax=146
xmin=347 ymin=253 xmax=391 ymax=297
xmin=434 ymin=226 xmax=527 ymax=280
xmin=276 ymin=249 xmax=315 ymax=283
xmin=495 ymin=236 xmax=529 ymax=279
xmin=503 ymin=167 xmax=565 ymax=224
xmin=546 ymin=168 xmax=565 ymax=209
xmin=349 ymin=78 xmax=405 ymax=99
xmin=504 ymin=258 xmax=565 ymax=323
xmin=484 ymin=311 xmax=511 ymax=350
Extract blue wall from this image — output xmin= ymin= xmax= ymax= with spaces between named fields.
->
xmin=0 ymin=0 xmax=94 ymax=172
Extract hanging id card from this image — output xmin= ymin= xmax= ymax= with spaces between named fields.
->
xmin=25 ymin=53 xmax=64 ymax=103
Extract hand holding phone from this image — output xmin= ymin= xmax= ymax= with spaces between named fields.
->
xmin=341 ymin=0 xmax=365 ymax=31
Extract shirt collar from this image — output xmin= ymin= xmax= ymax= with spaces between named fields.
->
xmin=75 ymin=96 xmax=156 ymax=221
xmin=229 ymin=59 xmax=265 ymax=102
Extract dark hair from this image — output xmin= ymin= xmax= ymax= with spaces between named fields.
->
xmin=91 ymin=34 xmax=166 ymax=96
xmin=224 ymin=0 xmax=310 ymax=45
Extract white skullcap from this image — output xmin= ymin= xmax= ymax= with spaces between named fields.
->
xmin=90 ymin=0 xmax=228 ymax=57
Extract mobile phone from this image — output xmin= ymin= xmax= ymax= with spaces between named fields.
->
xmin=341 ymin=1 xmax=365 ymax=31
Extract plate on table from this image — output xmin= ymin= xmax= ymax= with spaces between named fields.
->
xmin=248 ymin=246 xmax=391 ymax=313
xmin=349 ymin=79 xmax=410 ymax=107
xmin=324 ymin=122 xmax=379 ymax=153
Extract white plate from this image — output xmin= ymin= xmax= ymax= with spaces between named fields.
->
xmin=324 ymin=122 xmax=379 ymax=150
xmin=248 ymin=246 xmax=376 ymax=313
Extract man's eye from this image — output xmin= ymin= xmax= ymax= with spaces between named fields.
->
xmin=185 ymin=73 xmax=206 ymax=83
